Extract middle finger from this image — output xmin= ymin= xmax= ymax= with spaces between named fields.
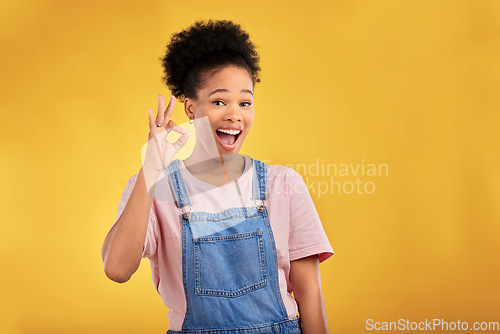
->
xmin=163 ymin=95 xmax=176 ymax=122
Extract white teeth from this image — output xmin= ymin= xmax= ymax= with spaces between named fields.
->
xmin=216 ymin=128 xmax=241 ymax=135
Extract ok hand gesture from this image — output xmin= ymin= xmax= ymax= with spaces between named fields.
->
xmin=143 ymin=95 xmax=190 ymax=194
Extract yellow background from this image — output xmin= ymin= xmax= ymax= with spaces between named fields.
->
xmin=1 ymin=0 xmax=499 ymax=333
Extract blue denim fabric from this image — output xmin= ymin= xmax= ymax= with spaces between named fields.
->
xmin=166 ymin=158 xmax=192 ymax=208
xmin=165 ymin=158 xmax=302 ymax=334
xmin=167 ymin=317 xmax=301 ymax=334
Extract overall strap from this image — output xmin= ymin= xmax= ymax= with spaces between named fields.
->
xmin=252 ymin=158 xmax=268 ymax=200
xmin=166 ymin=159 xmax=192 ymax=208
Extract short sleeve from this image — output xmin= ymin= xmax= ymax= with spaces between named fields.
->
xmin=113 ymin=173 xmax=158 ymax=259
xmin=286 ymin=169 xmax=334 ymax=263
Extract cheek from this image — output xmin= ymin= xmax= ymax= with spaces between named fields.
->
xmin=245 ymin=111 xmax=255 ymax=124
xmin=197 ymin=108 xmax=216 ymax=125
xmin=208 ymin=113 xmax=220 ymax=127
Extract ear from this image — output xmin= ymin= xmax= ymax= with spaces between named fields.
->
xmin=184 ymin=97 xmax=196 ymax=120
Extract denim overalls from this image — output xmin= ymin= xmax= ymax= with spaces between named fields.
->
xmin=165 ymin=158 xmax=302 ymax=334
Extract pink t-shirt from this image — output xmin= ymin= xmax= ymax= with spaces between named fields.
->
xmin=112 ymin=156 xmax=334 ymax=331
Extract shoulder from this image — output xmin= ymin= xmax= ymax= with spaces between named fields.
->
xmin=264 ymin=162 xmax=303 ymax=181
xmin=128 ymin=173 xmax=139 ymax=182
xmin=260 ymin=161 xmax=306 ymax=197
xmin=116 ymin=173 xmax=139 ymax=195
xmin=120 ymin=173 xmax=140 ymax=192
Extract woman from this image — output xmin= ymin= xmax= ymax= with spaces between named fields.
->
xmin=102 ymin=19 xmax=334 ymax=334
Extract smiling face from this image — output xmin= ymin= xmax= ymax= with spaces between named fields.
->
xmin=184 ymin=66 xmax=255 ymax=156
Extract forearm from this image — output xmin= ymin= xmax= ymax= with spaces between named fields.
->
xmin=295 ymin=287 xmax=329 ymax=334
xmin=290 ymin=255 xmax=329 ymax=334
xmin=102 ymin=167 xmax=153 ymax=283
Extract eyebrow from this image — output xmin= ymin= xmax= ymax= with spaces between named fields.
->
xmin=208 ymin=89 xmax=253 ymax=97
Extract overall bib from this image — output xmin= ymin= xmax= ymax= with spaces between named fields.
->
xmin=165 ymin=158 xmax=302 ymax=334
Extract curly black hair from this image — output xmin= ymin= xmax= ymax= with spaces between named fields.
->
xmin=160 ymin=19 xmax=261 ymax=102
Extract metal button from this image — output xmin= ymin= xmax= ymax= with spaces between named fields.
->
xmin=182 ymin=212 xmax=191 ymax=219
xmin=257 ymin=205 xmax=265 ymax=212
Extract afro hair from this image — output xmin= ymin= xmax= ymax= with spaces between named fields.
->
xmin=160 ymin=19 xmax=261 ymax=101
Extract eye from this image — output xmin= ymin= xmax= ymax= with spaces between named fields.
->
xmin=241 ymin=102 xmax=252 ymax=107
xmin=212 ymin=100 xmax=225 ymax=106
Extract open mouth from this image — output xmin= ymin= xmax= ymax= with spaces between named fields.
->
xmin=215 ymin=128 xmax=242 ymax=150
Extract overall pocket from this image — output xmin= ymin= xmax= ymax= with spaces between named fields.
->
xmin=194 ymin=230 xmax=267 ymax=297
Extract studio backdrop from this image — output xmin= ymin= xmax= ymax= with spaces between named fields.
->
xmin=1 ymin=0 xmax=499 ymax=333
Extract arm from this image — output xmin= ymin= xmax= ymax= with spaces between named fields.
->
xmin=102 ymin=95 xmax=189 ymax=283
xmin=289 ymin=255 xmax=329 ymax=334
xmin=101 ymin=167 xmax=152 ymax=283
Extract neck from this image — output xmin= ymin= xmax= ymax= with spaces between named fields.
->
xmin=183 ymin=142 xmax=245 ymax=183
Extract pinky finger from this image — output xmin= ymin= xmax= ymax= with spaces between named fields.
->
xmin=148 ymin=108 xmax=156 ymax=129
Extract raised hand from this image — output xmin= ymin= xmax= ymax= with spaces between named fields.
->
xmin=142 ymin=95 xmax=190 ymax=195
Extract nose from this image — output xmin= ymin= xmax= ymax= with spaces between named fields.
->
xmin=224 ymin=104 xmax=243 ymax=122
